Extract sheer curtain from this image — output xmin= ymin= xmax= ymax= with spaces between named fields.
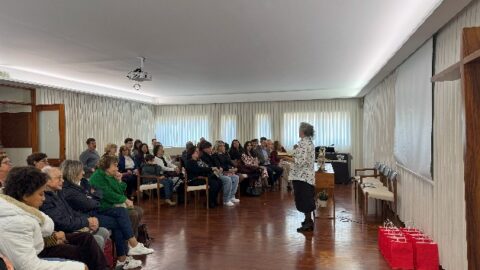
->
xmin=220 ymin=114 xmax=237 ymax=144
xmin=156 ymin=115 xmax=209 ymax=147
xmin=283 ymin=111 xmax=351 ymax=150
xmin=255 ymin=113 xmax=272 ymax=140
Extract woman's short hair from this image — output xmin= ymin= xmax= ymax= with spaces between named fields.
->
xmin=104 ymin=143 xmax=117 ymax=154
xmin=60 ymin=160 xmax=84 ymax=184
xmin=213 ymin=140 xmax=225 ymax=153
xmin=299 ymin=122 xmax=315 ymax=137
xmin=4 ymin=166 xmax=47 ymax=201
xmin=26 ymin=152 xmax=47 ymax=166
xmin=97 ymin=155 xmax=119 ymax=171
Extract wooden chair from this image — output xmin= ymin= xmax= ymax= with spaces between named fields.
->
xmin=353 ymin=162 xmax=381 ymax=200
xmin=362 ymin=167 xmax=397 ymax=220
xmin=184 ymin=169 xmax=210 ymax=209
xmin=136 ymin=171 xmax=165 ymax=205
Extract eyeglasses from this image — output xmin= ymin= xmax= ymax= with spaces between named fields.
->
xmin=39 ymin=159 xmax=49 ymax=164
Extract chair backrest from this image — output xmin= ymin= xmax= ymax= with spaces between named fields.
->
xmin=386 ymin=170 xmax=398 ymax=191
xmin=378 ymin=164 xmax=386 ymax=174
xmin=374 ymin=162 xmax=381 ymax=170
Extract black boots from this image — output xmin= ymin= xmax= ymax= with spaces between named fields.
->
xmin=297 ymin=212 xmax=314 ymax=232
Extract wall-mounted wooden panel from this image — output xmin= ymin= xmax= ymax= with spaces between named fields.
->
xmin=0 ymin=112 xmax=32 ymax=147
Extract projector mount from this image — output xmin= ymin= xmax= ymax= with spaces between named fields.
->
xmin=127 ymin=57 xmax=152 ymax=90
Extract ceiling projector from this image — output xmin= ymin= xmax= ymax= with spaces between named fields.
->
xmin=127 ymin=57 xmax=152 ymax=82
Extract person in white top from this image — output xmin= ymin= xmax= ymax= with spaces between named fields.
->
xmin=283 ymin=122 xmax=316 ymax=233
xmin=0 ymin=166 xmax=87 ymax=270
xmin=153 ymin=145 xmax=180 ymax=174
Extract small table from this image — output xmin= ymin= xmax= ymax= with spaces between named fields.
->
xmin=315 ymin=163 xmax=335 ymax=219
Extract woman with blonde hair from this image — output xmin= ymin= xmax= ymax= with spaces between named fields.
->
xmin=213 ymin=140 xmax=240 ymax=205
xmin=103 ymin=143 xmax=118 ymax=157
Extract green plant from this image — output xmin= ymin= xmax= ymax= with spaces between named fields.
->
xmin=319 ymin=190 xmax=328 ymax=201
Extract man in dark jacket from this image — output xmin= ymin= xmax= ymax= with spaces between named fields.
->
xmin=40 ymin=166 xmax=110 ymax=249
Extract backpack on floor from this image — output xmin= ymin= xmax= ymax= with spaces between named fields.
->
xmin=137 ymin=224 xmax=153 ymax=247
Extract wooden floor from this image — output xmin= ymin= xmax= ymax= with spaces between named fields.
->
xmin=136 ymin=184 xmax=390 ymax=270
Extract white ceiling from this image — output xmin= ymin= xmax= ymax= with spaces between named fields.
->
xmin=0 ymin=0 xmax=447 ymax=104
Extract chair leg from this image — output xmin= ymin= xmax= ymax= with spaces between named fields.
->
xmin=206 ymin=189 xmax=209 ymax=209
xmin=364 ymin=193 xmax=369 ymax=220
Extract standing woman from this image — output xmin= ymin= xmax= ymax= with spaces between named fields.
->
xmin=284 ymin=122 xmax=316 ymax=232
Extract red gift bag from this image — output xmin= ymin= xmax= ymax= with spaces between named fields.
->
xmin=388 ymin=240 xmax=414 ymax=270
xmin=384 ymin=235 xmax=408 ymax=265
xmin=414 ymin=241 xmax=439 ymax=270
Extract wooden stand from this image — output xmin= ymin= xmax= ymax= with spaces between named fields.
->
xmin=315 ymin=163 xmax=335 ymax=219
xmin=432 ymin=27 xmax=480 ymax=270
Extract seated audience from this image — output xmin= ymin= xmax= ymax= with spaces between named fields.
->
xmin=212 ymin=141 xmax=240 ymax=205
xmin=123 ymin=138 xmax=134 ymax=155
xmin=238 ymin=141 xmax=267 ymax=196
xmin=270 ymin=140 xmax=292 ymax=190
xmin=181 ymin=141 xmax=195 ymax=166
xmin=228 ymin=139 xmax=243 ymax=161
xmin=258 ymin=138 xmax=283 ymax=186
xmin=141 ymin=154 xmax=176 ymax=206
xmin=0 ymin=166 xmax=105 ymax=270
xmin=132 ymin=139 xmax=143 ymax=159
xmin=89 ymin=155 xmax=145 ymax=238
xmin=40 ymin=166 xmax=110 ymax=250
xmin=184 ymin=146 xmax=221 ymax=208
xmin=0 ymin=153 xmax=12 ymax=188
xmin=61 ymin=160 xmax=153 ymax=269
xmin=79 ymin=138 xmax=100 ymax=178
xmin=200 ymin=141 xmax=241 ymax=206
xmin=135 ymin=143 xmax=150 ymax=167
xmin=26 ymin=152 xmax=49 ymax=170
xmin=118 ymin=145 xmax=139 ymax=199
xmin=103 ymin=143 xmax=118 ymax=157
xmin=153 ymin=144 xmax=181 ymax=177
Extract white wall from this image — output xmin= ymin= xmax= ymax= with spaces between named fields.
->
xmin=3 ymin=148 xmax=31 ymax=166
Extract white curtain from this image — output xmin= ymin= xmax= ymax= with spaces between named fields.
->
xmin=255 ymin=113 xmax=272 ymax=140
xmin=220 ymin=114 xmax=237 ymax=144
xmin=156 ymin=99 xmax=363 ymax=174
xmin=394 ymin=39 xmax=433 ymax=180
xmin=36 ymin=88 xmax=156 ymax=160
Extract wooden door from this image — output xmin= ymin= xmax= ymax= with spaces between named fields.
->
xmin=34 ymin=104 xmax=65 ymax=166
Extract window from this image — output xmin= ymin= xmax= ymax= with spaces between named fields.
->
xmin=156 ymin=115 xmax=209 ymax=147
xmin=255 ymin=113 xmax=272 ymax=139
xmin=282 ymin=112 xmax=351 ymax=150
xmin=220 ymin=114 xmax=236 ymax=144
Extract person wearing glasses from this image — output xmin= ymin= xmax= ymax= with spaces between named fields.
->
xmin=0 ymin=153 xmax=12 ymax=188
xmin=26 ymin=152 xmax=49 ymax=170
